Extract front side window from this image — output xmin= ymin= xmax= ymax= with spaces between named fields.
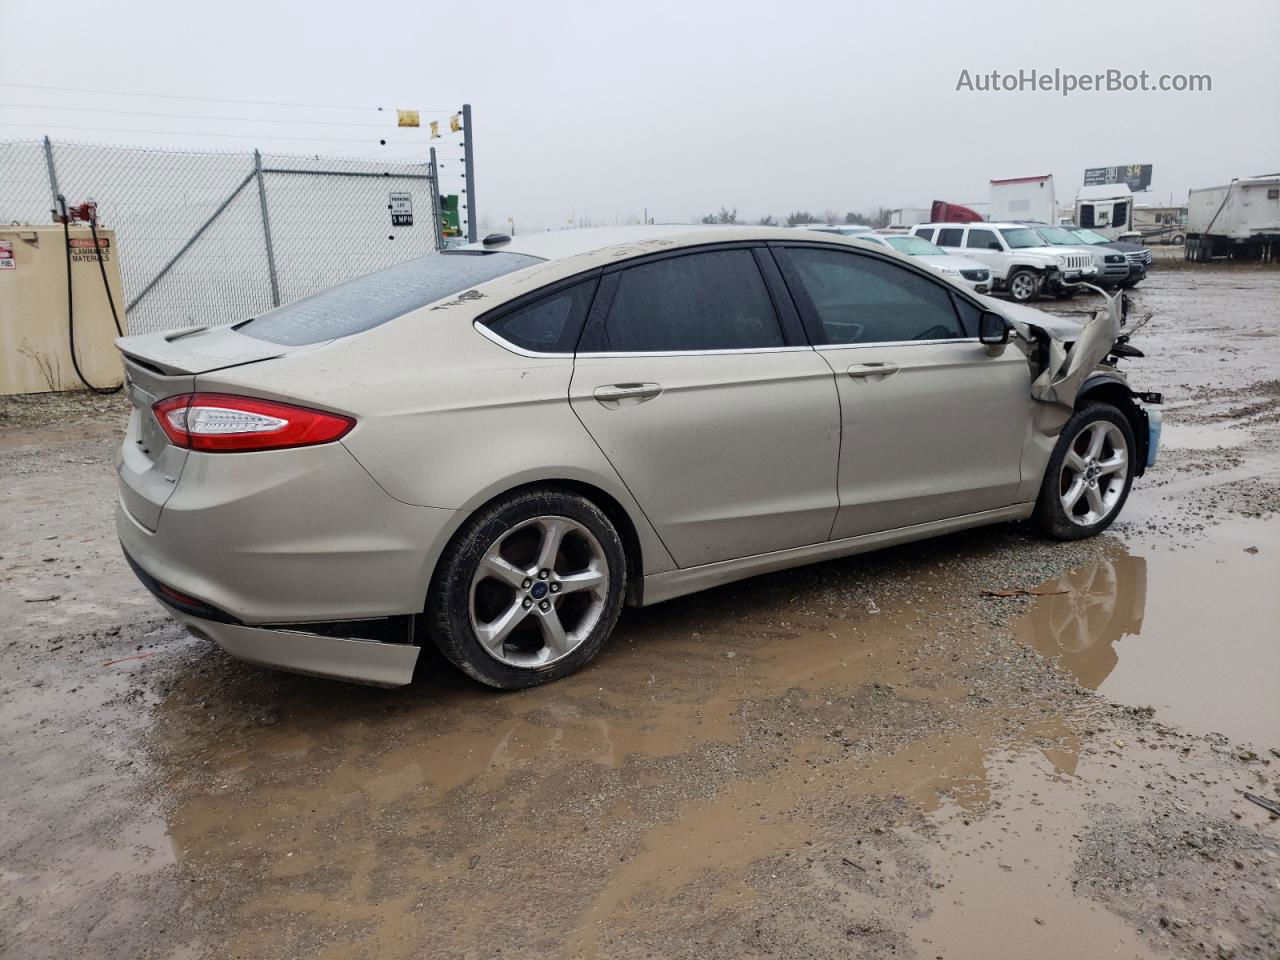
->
xmin=583 ymin=250 xmax=784 ymax=353
xmin=1112 ymin=202 xmax=1129 ymax=227
xmin=965 ymin=228 xmax=1001 ymax=250
xmin=914 ymin=227 xmax=935 ymax=242
xmin=936 ymin=228 xmax=964 ymax=247
xmin=777 ymin=248 xmax=965 ymax=346
xmin=483 ymin=280 xmax=597 ymax=353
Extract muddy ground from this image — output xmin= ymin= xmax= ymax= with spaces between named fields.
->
xmin=2 ymin=264 xmax=1278 ymax=960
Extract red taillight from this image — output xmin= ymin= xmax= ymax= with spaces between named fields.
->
xmin=152 ymin=393 xmax=355 ymax=453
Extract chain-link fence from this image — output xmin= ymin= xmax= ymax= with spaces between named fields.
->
xmin=0 ymin=138 xmax=442 ymax=334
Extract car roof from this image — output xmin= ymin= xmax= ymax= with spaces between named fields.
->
xmin=447 ymin=225 xmax=860 ymax=263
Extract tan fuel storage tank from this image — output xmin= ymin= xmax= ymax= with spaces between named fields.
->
xmin=0 ymin=224 xmax=127 ymax=396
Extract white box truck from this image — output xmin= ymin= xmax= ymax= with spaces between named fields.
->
xmin=989 ymin=175 xmax=1056 ymax=224
xmin=1185 ymin=175 xmax=1280 ymax=262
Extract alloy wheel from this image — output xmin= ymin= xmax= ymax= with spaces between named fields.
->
xmin=468 ymin=515 xmax=610 ymax=668
xmin=1059 ymin=421 xmax=1129 ymax=526
xmin=1010 ymin=272 xmax=1038 ymax=301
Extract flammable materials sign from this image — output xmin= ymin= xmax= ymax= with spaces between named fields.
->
xmin=67 ymin=237 xmax=111 ymax=262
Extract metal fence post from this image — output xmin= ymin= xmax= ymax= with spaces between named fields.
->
xmin=253 ymin=149 xmax=281 ymax=307
xmin=461 ymin=104 xmax=477 ymax=243
xmin=42 ymin=136 xmax=60 ymax=214
xmin=428 ymin=146 xmax=445 ymax=251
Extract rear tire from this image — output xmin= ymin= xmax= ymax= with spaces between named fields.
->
xmin=425 ymin=488 xmax=627 ymax=689
xmin=1033 ymin=404 xmax=1136 ymax=541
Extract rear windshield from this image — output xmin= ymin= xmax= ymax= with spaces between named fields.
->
xmin=884 ymin=235 xmax=943 ymax=256
xmin=235 ymin=251 xmax=542 ymax=345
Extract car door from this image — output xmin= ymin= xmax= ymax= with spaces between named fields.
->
xmin=771 ymin=243 xmax=1031 ymax=540
xmin=962 ymin=226 xmax=1009 ymax=279
xmin=569 ymin=246 xmax=841 ymax=568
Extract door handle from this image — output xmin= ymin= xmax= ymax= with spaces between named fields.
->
xmin=846 ymin=362 xmax=899 ymax=380
xmin=593 ymin=382 xmax=663 ymax=407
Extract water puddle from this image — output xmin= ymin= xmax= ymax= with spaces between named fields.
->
xmin=1018 ymin=519 xmax=1280 ymax=748
xmin=912 ymin=749 xmax=1159 ymax=960
xmin=1160 ymin=421 xmax=1251 ymax=450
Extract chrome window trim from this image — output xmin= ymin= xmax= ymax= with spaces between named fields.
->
xmin=815 ymin=338 xmax=981 ymax=351
xmin=473 ymin=321 xmax=817 ymax=360
xmin=576 ymin=345 xmax=814 ymax=359
xmin=472 ymin=320 xmax=572 ymax=358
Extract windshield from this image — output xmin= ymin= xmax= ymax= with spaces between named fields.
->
xmin=1033 ymin=226 xmax=1083 ymax=245
xmin=1069 ymin=228 xmax=1110 ymax=245
xmin=884 ymin=236 xmax=944 ymax=256
xmin=236 ymin=251 xmax=542 ymax=346
xmin=999 ymin=228 xmax=1044 ymax=249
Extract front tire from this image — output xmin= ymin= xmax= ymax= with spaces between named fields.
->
xmin=426 ymin=488 xmax=627 ymax=689
xmin=1007 ymin=268 xmax=1040 ymax=303
xmin=1033 ymin=404 xmax=1136 ymax=540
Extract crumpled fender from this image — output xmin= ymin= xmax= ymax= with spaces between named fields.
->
xmin=1005 ymin=283 xmax=1123 ymax=411
xmin=1002 ymin=285 xmax=1127 ymax=501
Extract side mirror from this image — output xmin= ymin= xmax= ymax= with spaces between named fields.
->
xmin=978 ymin=311 xmax=1010 ymax=346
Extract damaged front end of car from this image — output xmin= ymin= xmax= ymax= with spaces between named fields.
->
xmin=1005 ymin=286 xmax=1163 ymax=480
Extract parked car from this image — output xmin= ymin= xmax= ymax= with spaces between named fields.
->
xmin=911 ymin=222 xmax=1098 ymax=302
xmin=1022 ymin=223 xmax=1132 ymax=288
xmin=116 ymin=226 xmax=1159 ymax=690
xmin=854 ymin=232 xmax=992 ymax=293
xmin=1063 ymin=226 xmax=1151 ymax=287
xmin=796 ymin=223 xmax=874 ymax=236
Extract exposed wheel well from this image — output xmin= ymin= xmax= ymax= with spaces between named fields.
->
xmin=1075 ymin=380 xmax=1149 ymax=477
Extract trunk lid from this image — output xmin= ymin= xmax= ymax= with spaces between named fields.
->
xmin=116 ymin=325 xmax=288 ymax=376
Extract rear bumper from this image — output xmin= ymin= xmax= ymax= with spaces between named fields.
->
xmin=173 ymin=606 xmax=420 ymax=687
xmin=123 ymin=544 xmax=421 ymax=686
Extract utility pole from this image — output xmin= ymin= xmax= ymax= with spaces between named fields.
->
xmin=461 ymin=103 xmax=477 ymax=243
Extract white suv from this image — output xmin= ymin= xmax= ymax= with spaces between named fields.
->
xmin=911 ymin=222 xmax=1098 ymax=302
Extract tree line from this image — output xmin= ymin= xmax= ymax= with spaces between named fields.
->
xmin=698 ymin=206 xmax=894 ymax=228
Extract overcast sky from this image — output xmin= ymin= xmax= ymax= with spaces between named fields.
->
xmin=2 ymin=0 xmax=1277 ymax=230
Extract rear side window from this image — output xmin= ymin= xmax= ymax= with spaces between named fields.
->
xmin=236 ymin=251 xmax=541 ymax=346
xmin=914 ymin=227 xmax=935 ymax=242
xmin=936 ymin=228 xmax=964 ymax=247
xmin=482 ymin=280 xmax=597 ymax=353
xmin=776 ymin=247 xmax=964 ymax=345
xmin=965 ymin=228 xmax=1000 ymax=250
xmin=582 ymin=250 xmax=784 ymax=353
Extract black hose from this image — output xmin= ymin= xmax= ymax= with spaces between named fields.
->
xmin=89 ymin=214 xmax=124 ymax=338
xmin=59 ymin=195 xmax=122 ymax=395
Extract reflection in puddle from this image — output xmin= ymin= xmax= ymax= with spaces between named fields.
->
xmin=1019 ymin=520 xmax=1280 ymax=747
xmin=1020 ymin=553 xmax=1147 ymax=689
